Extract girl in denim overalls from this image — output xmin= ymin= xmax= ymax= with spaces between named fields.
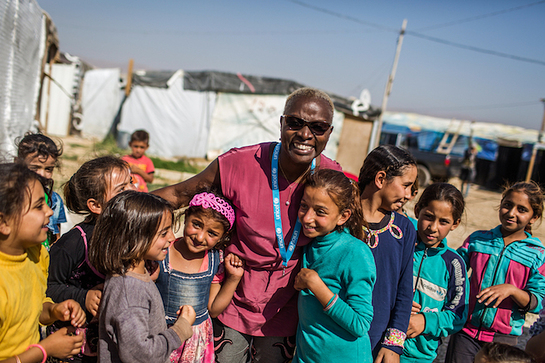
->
xmin=155 ymin=190 xmax=245 ymax=363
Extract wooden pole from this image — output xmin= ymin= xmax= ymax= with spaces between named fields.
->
xmin=537 ymin=98 xmax=545 ymax=144
xmin=371 ymin=19 xmax=407 ymax=150
xmin=525 ymin=99 xmax=545 ymax=182
xmin=526 ymin=146 xmax=537 ymax=182
xmin=125 ymin=59 xmax=134 ymax=97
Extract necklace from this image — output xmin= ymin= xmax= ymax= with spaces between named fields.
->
xmin=278 ymin=157 xmax=312 ymax=206
xmin=362 ymin=213 xmax=403 ymax=248
xmin=278 ymin=158 xmax=311 ymax=184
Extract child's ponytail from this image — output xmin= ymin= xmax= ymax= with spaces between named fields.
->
xmin=357 ymin=145 xmax=416 ymax=192
xmin=63 ymin=156 xmax=129 ymax=216
xmin=345 ymin=178 xmax=366 ymax=241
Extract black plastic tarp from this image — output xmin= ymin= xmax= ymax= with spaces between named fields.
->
xmin=131 ymin=70 xmax=380 ymax=119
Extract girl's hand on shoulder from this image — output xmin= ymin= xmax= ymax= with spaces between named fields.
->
xmin=85 ymin=283 xmax=104 ymax=317
xmin=294 ymin=268 xmax=321 ymax=291
xmin=411 ymin=301 xmax=422 ymax=314
xmin=177 ymin=305 xmax=196 ymax=326
xmin=407 ymin=313 xmax=425 ymax=338
xmin=477 ymin=284 xmax=516 ymax=308
xmin=52 ymin=300 xmax=86 ymax=328
xmin=224 ymin=253 xmax=245 ymax=280
xmin=40 ymin=326 xmax=83 ymax=359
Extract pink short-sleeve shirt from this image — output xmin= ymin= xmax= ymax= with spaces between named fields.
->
xmin=122 ymin=154 xmax=155 ymax=192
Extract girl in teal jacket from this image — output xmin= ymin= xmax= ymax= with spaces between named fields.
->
xmin=401 ymin=183 xmax=469 ymax=363
xmin=293 ymin=169 xmax=376 ymax=363
xmin=445 ymin=181 xmax=545 ymax=363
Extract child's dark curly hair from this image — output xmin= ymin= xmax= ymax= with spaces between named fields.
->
xmin=16 ymin=132 xmax=63 ymax=167
xmin=477 ymin=342 xmax=535 ymax=363
xmin=0 ymin=163 xmax=51 ymax=227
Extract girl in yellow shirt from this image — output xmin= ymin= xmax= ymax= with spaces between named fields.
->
xmin=0 ymin=163 xmax=86 ymax=363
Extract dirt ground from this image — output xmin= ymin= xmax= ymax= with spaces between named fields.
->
xmin=53 ymin=136 xmax=194 ymax=193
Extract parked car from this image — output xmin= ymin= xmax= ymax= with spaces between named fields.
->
xmin=380 ymin=131 xmax=465 ymax=186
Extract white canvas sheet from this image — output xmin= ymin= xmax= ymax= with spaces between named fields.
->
xmin=118 ymin=76 xmax=216 ymax=158
xmin=207 ymin=93 xmax=343 ymax=160
xmin=81 ymin=68 xmax=122 ymax=139
xmin=40 ymin=63 xmax=77 ymax=137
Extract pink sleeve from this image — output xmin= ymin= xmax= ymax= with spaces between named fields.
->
xmin=213 ymin=269 xmax=225 ymax=284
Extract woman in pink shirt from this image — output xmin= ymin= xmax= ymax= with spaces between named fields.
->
xmin=154 ymin=87 xmax=341 ymax=363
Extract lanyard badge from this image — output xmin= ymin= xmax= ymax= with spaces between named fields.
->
xmin=271 ymin=143 xmax=315 ymax=271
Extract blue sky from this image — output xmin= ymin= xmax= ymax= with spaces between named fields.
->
xmin=38 ymin=0 xmax=545 ymax=129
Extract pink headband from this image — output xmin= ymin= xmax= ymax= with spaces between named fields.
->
xmin=189 ymin=192 xmax=235 ymax=229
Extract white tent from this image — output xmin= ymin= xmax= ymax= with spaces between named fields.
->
xmin=84 ymin=70 xmax=376 ymax=161
xmin=118 ymin=73 xmax=216 ymax=158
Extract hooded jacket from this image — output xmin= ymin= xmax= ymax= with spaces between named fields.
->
xmin=458 ymin=226 xmax=545 ymax=343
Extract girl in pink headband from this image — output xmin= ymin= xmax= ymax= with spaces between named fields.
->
xmin=155 ymin=189 xmax=244 ymax=363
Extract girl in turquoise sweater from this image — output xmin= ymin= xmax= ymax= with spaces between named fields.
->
xmin=293 ymin=169 xmax=376 ymax=363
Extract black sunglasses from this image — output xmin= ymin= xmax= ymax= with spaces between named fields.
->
xmin=281 ymin=115 xmax=332 ymax=136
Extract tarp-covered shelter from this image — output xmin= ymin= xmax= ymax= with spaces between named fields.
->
xmin=0 ymin=0 xmax=58 ymax=156
xmin=81 ymin=69 xmax=380 ymax=163
xmin=382 ymin=112 xmax=544 ymax=188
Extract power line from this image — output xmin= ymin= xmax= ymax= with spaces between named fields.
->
xmin=56 ymin=21 xmax=377 ymax=36
xmin=347 ymin=61 xmax=391 ymax=96
xmin=413 ymin=0 xmax=545 ymax=31
xmin=423 ymin=100 xmax=539 ymax=111
xmin=288 ymin=0 xmax=545 ymax=67
xmin=286 ymin=0 xmax=397 ymax=32
xmin=406 ymin=31 xmax=545 ymax=66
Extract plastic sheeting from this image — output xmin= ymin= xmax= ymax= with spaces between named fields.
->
xmin=118 ymin=74 xmax=216 ymax=158
xmin=0 ymin=0 xmax=45 ymax=156
xmin=207 ymin=93 xmax=343 ymax=161
xmin=81 ymin=68 xmax=122 ymax=139
xmin=383 ymin=112 xmax=539 ymax=145
xmin=132 ymin=70 xmax=381 ymax=120
xmin=40 ymin=63 xmax=77 ymax=137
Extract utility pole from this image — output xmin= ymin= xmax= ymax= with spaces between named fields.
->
xmin=525 ymin=98 xmax=545 ymax=182
xmin=368 ymin=19 xmax=407 ymax=152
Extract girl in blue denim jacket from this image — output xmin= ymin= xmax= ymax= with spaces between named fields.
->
xmin=155 ymin=190 xmax=244 ymax=363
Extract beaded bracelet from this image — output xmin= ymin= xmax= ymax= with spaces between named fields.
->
xmin=324 ymin=294 xmax=338 ymax=312
xmin=27 ymin=344 xmax=47 ymax=363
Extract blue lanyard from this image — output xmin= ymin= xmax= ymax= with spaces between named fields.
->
xmin=272 ymin=143 xmax=315 ymax=269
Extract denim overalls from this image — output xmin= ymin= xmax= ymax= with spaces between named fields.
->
xmin=156 ymin=248 xmax=220 ymax=325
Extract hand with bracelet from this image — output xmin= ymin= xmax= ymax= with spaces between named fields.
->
xmin=2 ymin=326 xmax=83 ymax=363
xmin=1 ymin=299 xmax=86 ymax=363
